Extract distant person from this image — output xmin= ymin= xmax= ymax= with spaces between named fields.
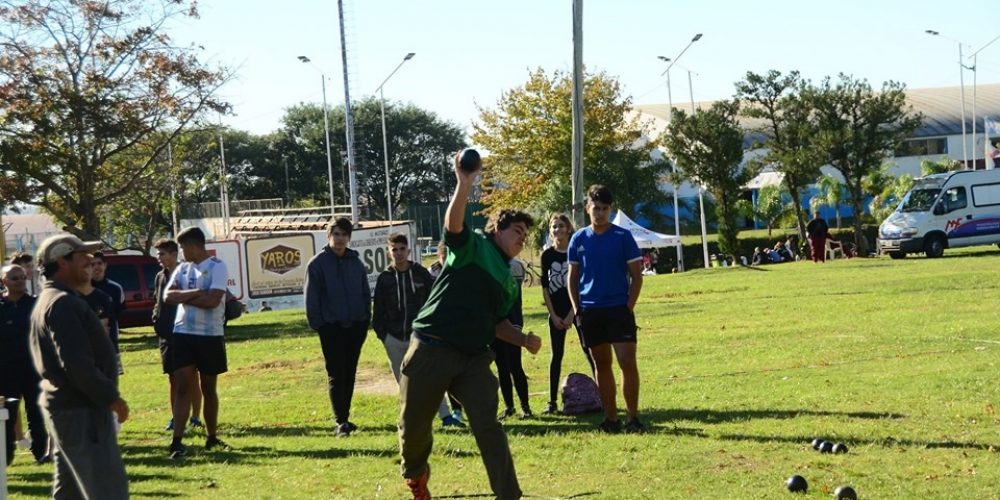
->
xmin=429 ymin=243 xmax=446 ymax=279
xmin=165 ymin=227 xmax=231 ymax=458
xmin=1 ymin=264 xmax=48 ymax=465
xmin=493 ymin=265 xmax=532 ymax=419
xmin=540 ymin=213 xmax=595 ymax=414
xmin=568 ymin=185 xmax=645 ymax=434
xmin=91 ymin=252 xmax=125 ymax=373
xmin=785 ymin=235 xmax=798 ymax=261
xmin=9 ymin=252 xmax=37 ymax=295
xmin=806 ymin=211 xmax=830 ymax=263
xmin=304 ymin=218 xmax=371 ymax=437
xmin=397 ymin=153 xmax=541 ymax=500
xmin=751 ymin=247 xmax=768 ymax=266
xmin=30 ymin=235 xmax=129 ymax=498
xmin=775 ymin=242 xmax=792 ymax=262
xmin=152 ymin=238 xmax=203 ymax=433
xmin=260 ymin=301 xmax=272 ymax=312
xmin=372 ymin=233 xmax=463 ymax=427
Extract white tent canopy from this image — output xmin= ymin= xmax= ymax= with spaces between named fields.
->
xmin=612 ymin=211 xmax=681 ymax=249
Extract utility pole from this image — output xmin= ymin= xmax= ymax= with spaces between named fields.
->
xmin=337 ymin=0 xmax=359 ymax=224
xmin=571 ymin=0 xmax=585 ymax=229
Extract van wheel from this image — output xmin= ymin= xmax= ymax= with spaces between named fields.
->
xmin=924 ymin=235 xmax=946 ymax=258
xmin=888 ymin=251 xmax=906 ymax=260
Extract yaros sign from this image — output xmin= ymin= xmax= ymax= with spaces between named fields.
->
xmin=259 ymin=244 xmax=301 ymax=275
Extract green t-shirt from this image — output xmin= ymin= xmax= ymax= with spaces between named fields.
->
xmin=412 ymin=224 xmax=517 ymax=353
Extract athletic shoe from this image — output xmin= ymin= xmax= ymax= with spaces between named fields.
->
xmin=189 ymin=417 xmax=204 ymax=428
xmin=441 ymin=415 xmax=466 ymax=428
xmin=451 ymin=409 xmax=464 ymax=422
xmin=165 ymin=419 xmax=174 ymax=431
xmin=335 ymin=422 xmax=353 ymax=437
xmin=406 ymin=464 xmax=431 ymax=500
xmin=205 ymin=436 xmax=231 ymax=451
xmin=344 ymin=421 xmax=358 ymax=433
xmin=497 ymin=407 xmax=516 ymax=420
xmin=34 ymin=454 xmax=52 ymax=465
xmin=169 ymin=441 xmax=187 ymax=460
xmin=520 ymin=407 xmax=534 ymax=419
xmin=598 ymin=419 xmax=622 ymax=434
xmin=543 ymin=401 xmax=559 ymax=414
xmin=624 ymin=417 xmax=645 ymax=434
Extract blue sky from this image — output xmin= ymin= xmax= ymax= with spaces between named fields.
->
xmin=171 ymin=0 xmax=1000 ymax=136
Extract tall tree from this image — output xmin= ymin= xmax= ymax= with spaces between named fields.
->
xmin=735 ymin=70 xmax=824 ymax=241
xmin=0 ymin=0 xmax=229 ymax=239
xmin=811 ymin=173 xmax=847 ymax=229
xmin=805 ymin=74 xmax=922 ymax=248
xmin=471 ymin=68 xmax=670 ymax=225
xmin=664 ymin=100 xmax=754 ymax=255
xmin=738 ymin=184 xmax=794 ymax=237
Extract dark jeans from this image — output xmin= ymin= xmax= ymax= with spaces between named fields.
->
xmin=548 ymin=317 xmax=596 ymax=404
xmin=491 ymin=339 xmax=530 ymax=412
xmin=317 ymin=322 xmax=368 ymax=424
xmin=1 ymin=370 xmax=48 ymax=463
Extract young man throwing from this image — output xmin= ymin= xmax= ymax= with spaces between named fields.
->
xmin=398 ymin=153 xmax=542 ymax=500
xmin=567 ymin=185 xmax=645 ymax=433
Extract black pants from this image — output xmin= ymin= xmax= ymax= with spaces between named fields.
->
xmin=1 ymin=370 xmax=47 ymax=463
xmin=317 ymin=322 xmax=368 ymax=424
xmin=491 ymin=339 xmax=530 ymax=412
xmin=548 ymin=317 xmax=596 ymax=404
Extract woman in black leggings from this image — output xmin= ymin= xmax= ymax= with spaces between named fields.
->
xmin=541 ymin=213 xmax=596 ymax=414
xmin=493 ymin=273 xmax=532 ymax=418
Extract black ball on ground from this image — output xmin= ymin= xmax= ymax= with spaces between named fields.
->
xmin=811 ymin=438 xmax=825 ymax=450
xmin=820 ymin=441 xmax=834 ymax=453
xmin=834 ymin=485 xmax=857 ymax=499
xmin=832 ymin=443 xmax=849 ymax=454
xmin=785 ymin=475 xmax=808 ymax=493
xmin=459 ymin=148 xmax=482 ymax=172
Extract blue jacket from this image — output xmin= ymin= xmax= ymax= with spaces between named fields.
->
xmin=304 ymin=246 xmax=371 ymax=330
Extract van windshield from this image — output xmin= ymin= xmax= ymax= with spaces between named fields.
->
xmin=898 ymin=188 xmax=940 ymax=212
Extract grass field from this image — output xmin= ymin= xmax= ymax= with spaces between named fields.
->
xmin=7 ymin=247 xmax=1000 ymax=498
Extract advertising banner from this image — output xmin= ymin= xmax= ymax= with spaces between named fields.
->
xmin=245 ymin=234 xmax=316 ymax=298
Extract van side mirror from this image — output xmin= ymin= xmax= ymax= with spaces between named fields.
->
xmin=933 ymin=203 xmax=945 ymax=216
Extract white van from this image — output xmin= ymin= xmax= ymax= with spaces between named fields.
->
xmin=878 ymin=169 xmax=1000 ymax=258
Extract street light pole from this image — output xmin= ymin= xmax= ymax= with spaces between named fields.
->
xmin=298 ymin=56 xmax=337 ymax=217
xmin=657 ymin=55 xmax=683 ymax=272
xmin=375 ymin=52 xmax=415 ymax=225
xmin=926 ymin=30 xmax=969 ymax=168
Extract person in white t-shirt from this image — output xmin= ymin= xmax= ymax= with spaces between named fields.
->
xmin=164 ymin=227 xmax=230 ymax=459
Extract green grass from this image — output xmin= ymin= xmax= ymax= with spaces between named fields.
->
xmin=7 ymin=248 xmax=1000 ymax=498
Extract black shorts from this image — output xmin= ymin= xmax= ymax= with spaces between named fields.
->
xmin=578 ymin=305 xmax=637 ymax=348
xmin=158 ymin=336 xmax=173 ymax=374
xmin=172 ymin=334 xmax=228 ymax=375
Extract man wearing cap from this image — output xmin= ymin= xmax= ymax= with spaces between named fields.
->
xmin=29 ymin=234 xmax=129 ymax=499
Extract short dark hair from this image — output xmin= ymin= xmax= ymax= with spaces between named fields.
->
xmin=42 ymin=261 xmax=59 ymax=279
xmin=177 ymin=227 xmax=207 ymax=247
xmin=387 ymin=233 xmax=407 ymax=246
xmin=9 ymin=252 xmax=32 ymax=266
xmin=485 ymin=210 xmax=535 ymax=235
xmin=587 ymin=185 xmax=613 ymax=205
xmin=328 ymin=217 xmax=353 ymax=237
xmin=92 ymin=251 xmax=106 ymax=262
xmin=154 ymin=238 xmax=179 ymax=254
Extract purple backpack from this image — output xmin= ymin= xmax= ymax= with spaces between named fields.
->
xmin=560 ymin=372 xmax=603 ymax=414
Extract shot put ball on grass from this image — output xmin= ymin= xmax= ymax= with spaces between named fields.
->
xmin=832 ymin=443 xmax=849 ymax=454
xmin=834 ymin=485 xmax=857 ymax=499
xmin=820 ymin=441 xmax=834 ymax=453
xmin=785 ymin=475 xmax=808 ymax=493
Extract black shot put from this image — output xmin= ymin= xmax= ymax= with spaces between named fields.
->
xmin=459 ymin=148 xmax=482 ymax=173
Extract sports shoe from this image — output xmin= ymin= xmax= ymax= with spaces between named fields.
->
xmin=34 ymin=454 xmax=52 ymax=465
xmin=451 ymin=409 xmax=464 ymax=421
xmin=598 ymin=419 xmax=622 ymax=434
xmin=165 ymin=419 xmax=174 ymax=431
xmin=520 ymin=407 xmax=534 ymax=418
xmin=624 ymin=417 xmax=645 ymax=434
xmin=543 ymin=401 xmax=559 ymax=414
xmin=405 ymin=464 xmax=431 ymax=500
xmin=335 ymin=422 xmax=353 ymax=437
xmin=205 ymin=436 xmax=231 ymax=451
xmin=344 ymin=421 xmax=358 ymax=433
xmin=189 ymin=417 xmax=204 ymax=428
xmin=169 ymin=441 xmax=187 ymax=460
xmin=441 ymin=415 xmax=466 ymax=428
xmin=497 ymin=407 xmax=516 ymax=420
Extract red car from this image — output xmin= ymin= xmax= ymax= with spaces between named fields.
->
xmin=102 ymin=254 xmax=161 ymax=328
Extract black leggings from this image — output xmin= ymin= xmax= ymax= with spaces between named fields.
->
xmin=548 ymin=316 xmax=596 ymax=404
xmin=317 ymin=322 xmax=368 ymax=424
xmin=492 ymin=339 xmax=530 ymax=411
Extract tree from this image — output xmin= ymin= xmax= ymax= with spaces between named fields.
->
xmin=471 ymin=68 xmax=670 ymax=226
xmin=810 ymin=173 xmax=847 ymax=229
xmin=0 ymin=0 xmax=229 ymax=239
xmin=739 ymin=184 xmax=794 ymax=237
xmin=920 ymin=157 xmax=961 ymax=176
xmin=805 ymin=74 xmax=922 ymax=249
xmin=735 ymin=70 xmax=825 ymax=242
xmin=664 ymin=100 xmax=755 ymax=255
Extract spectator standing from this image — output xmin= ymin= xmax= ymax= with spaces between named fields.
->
xmin=91 ymin=252 xmax=125 ymax=373
xmin=304 ymin=218 xmax=371 ymax=437
xmin=29 ymin=235 xmax=129 ymax=498
xmin=493 ymin=268 xmax=532 ymax=419
xmin=806 ymin=211 xmax=831 ymax=263
xmin=567 ymin=185 xmax=645 ymax=434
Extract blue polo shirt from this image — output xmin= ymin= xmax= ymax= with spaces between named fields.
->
xmin=567 ymin=224 xmax=641 ymax=309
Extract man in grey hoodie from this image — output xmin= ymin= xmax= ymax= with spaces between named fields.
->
xmin=373 ymin=233 xmax=463 ymax=428
xmin=304 ymin=218 xmax=371 ymax=437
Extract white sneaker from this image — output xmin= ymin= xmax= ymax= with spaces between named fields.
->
xmin=17 ymin=438 xmax=31 ymax=449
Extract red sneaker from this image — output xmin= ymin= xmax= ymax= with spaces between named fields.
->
xmin=406 ymin=464 xmax=431 ymax=500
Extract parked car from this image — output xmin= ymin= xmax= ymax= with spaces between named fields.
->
xmin=103 ymin=254 xmax=161 ymax=328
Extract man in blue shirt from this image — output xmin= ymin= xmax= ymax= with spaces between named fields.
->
xmin=567 ymin=185 xmax=645 ymax=433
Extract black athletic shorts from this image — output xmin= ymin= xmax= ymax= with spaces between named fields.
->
xmin=578 ymin=305 xmax=637 ymax=348
xmin=158 ymin=336 xmax=173 ymax=374
xmin=172 ymin=334 xmax=228 ymax=375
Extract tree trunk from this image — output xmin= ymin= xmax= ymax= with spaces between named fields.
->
xmin=849 ymin=184 xmax=864 ymax=250
xmin=785 ymin=179 xmax=807 ymax=243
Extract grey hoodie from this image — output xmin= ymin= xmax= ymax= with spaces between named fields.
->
xmin=304 ymin=246 xmax=371 ymax=330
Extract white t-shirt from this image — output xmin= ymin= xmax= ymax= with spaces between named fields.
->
xmin=169 ymin=256 xmax=228 ymax=337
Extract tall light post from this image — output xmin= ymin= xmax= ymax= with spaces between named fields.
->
xmin=660 ymin=32 xmax=710 ymax=269
xmin=298 ymin=55 xmax=337 ymax=217
xmin=657 ymin=55 xmax=683 ymax=271
xmin=375 ymin=52 xmax=415 ymax=225
xmin=926 ymin=30 xmax=970 ymax=168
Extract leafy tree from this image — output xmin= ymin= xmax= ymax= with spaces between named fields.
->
xmin=738 ymin=184 xmax=794 ymax=237
xmin=0 ymin=0 xmax=229 ymax=239
xmin=920 ymin=157 xmax=961 ymax=176
xmin=735 ymin=70 xmax=824 ymax=241
xmin=868 ymin=172 xmax=915 ymax=223
xmin=810 ymin=173 xmax=848 ymax=229
xmin=805 ymin=74 xmax=922 ymax=249
xmin=471 ymin=68 xmax=670 ymax=226
xmin=664 ymin=100 xmax=754 ymax=255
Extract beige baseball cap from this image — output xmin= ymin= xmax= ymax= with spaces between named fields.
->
xmin=37 ymin=234 xmax=103 ymax=266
